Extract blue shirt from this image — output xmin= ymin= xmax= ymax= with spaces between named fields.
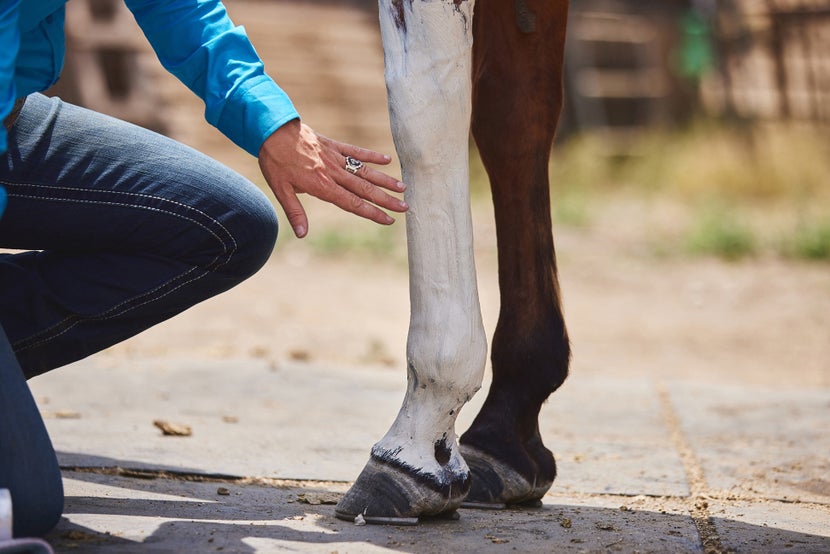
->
xmin=0 ymin=0 xmax=299 ymax=156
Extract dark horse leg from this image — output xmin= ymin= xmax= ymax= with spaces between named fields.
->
xmin=460 ymin=0 xmax=571 ymax=507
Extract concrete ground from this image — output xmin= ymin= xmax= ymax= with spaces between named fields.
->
xmin=28 ymin=354 xmax=830 ymax=553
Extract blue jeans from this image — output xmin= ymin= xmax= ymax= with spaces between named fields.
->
xmin=0 ymin=324 xmax=62 ymax=539
xmin=0 ymin=93 xmax=279 ymax=378
xmin=0 ymin=93 xmax=279 ymax=535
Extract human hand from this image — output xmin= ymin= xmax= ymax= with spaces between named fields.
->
xmin=258 ymin=119 xmax=408 ymax=238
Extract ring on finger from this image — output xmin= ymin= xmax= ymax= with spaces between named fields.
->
xmin=344 ymin=156 xmax=363 ymax=175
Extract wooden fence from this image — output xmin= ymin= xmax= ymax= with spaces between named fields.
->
xmin=46 ymin=0 xmax=167 ymax=134
xmin=713 ymin=0 xmax=830 ymax=123
xmin=46 ymin=0 xmax=830 ymax=140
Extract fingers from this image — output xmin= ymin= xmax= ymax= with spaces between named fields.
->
xmin=320 ymin=174 xmax=400 ymax=226
xmin=322 ymin=135 xmax=394 ymax=166
xmin=259 ymin=123 xmax=409 ymax=236
xmin=339 ymin=165 xmax=408 ymax=216
xmin=272 ymin=185 xmax=309 ymax=238
xmin=351 ymin=163 xmax=406 ymax=194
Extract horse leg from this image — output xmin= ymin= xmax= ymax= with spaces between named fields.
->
xmin=459 ymin=0 xmax=571 ymax=507
xmin=335 ymin=0 xmax=486 ymax=523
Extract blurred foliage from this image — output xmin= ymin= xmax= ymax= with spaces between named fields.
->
xmin=549 ymin=122 xmax=830 ymax=203
xmin=685 ymin=202 xmax=758 ymax=261
xmin=473 ymin=120 xmax=830 ymax=262
xmin=784 ymin=220 xmax=830 ymax=261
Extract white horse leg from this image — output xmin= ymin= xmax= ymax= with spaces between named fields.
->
xmin=335 ymin=0 xmax=486 ymax=523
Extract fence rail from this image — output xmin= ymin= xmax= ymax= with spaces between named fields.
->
xmin=704 ymin=0 xmax=830 ymax=123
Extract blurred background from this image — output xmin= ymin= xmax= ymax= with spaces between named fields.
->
xmin=46 ymin=0 xmax=830 ymax=262
xmin=42 ymin=0 xmax=830 ymax=387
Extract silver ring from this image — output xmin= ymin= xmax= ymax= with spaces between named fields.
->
xmin=344 ymin=156 xmax=363 ymax=175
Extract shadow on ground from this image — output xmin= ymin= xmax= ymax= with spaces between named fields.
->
xmin=47 ymin=458 xmax=830 ymax=554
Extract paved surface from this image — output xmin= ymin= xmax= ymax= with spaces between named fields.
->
xmin=25 ymin=357 xmax=830 ymax=553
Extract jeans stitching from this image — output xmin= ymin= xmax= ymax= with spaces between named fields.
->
xmin=0 ymin=180 xmax=240 ymax=259
xmin=14 ymin=268 xmax=210 ymax=353
xmin=0 ymin=180 xmax=239 ymax=268
xmin=7 ymin=194 xmax=235 ymax=268
xmin=11 ymin=266 xmax=200 ymax=352
xmin=3 ymin=186 xmax=243 ymax=353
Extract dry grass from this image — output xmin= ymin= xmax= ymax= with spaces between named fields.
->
xmin=548 ymin=122 xmax=830 ymax=201
xmin=536 ymin=122 xmax=830 ymax=261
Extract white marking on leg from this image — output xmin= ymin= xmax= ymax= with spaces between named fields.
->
xmin=373 ymin=0 xmax=486 ymax=485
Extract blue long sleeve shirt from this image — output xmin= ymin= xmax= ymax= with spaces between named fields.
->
xmin=0 ymin=0 xmax=299 ymax=156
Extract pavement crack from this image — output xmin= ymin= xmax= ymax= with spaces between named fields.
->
xmin=657 ymin=383 xmax=730 ymax=554
xmin=61 ymin=465 xmax=248 ymax=483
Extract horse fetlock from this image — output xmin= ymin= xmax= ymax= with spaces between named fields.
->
xmin=372 ymin=437 xmax=468 ymax=485
xmin=374 ymin=380 xmax=471 ymax=481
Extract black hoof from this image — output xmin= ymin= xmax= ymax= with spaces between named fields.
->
xmin=460 ymin=444 xmax=552 ymax=508
xmin=335 ymin=456 xmax=470 ymax=525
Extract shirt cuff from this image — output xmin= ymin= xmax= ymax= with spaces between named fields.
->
xmin=215 ymin=74 xmax=300 ymax=157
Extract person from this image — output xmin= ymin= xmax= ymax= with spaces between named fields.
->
xmin=0 ymin=0 xmax=408 ymax=541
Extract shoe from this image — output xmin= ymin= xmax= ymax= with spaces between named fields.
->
xmin=0 ymin=490 xmax=54 ymax=554
xmin=0 ymin=489 xmax=10 ymax=541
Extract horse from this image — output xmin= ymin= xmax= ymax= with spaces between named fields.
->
xmin=335 ymin=0 xmax=571 ymax=523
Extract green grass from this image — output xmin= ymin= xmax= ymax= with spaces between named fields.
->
xmin=783 ymin=220 xmax=830 ymax=261
xmin=685 ymin=203 xmax=757 ymax=261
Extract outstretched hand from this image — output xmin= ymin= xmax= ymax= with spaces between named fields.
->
xmin=258 ymin=119 xmax=408 ymax=238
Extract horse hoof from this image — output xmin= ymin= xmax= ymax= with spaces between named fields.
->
xmin=459 ymin=444 xmax=552 ymax=508
xmin=335 ymin=456 xmax=470 ymax=524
